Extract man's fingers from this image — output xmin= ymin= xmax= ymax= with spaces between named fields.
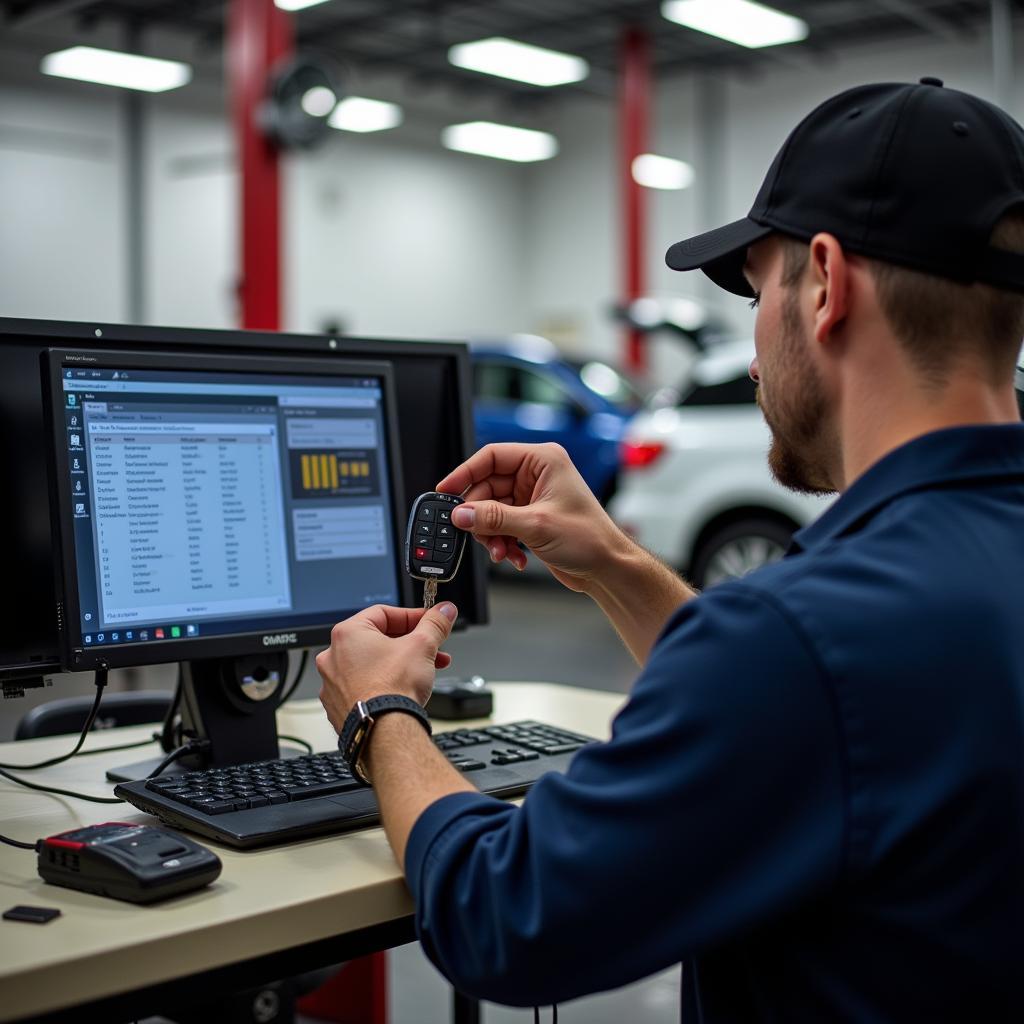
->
xmin=342 ymin=604 xmax=424 ymax=639
xmin=434 ymin=651 xmax=452 ymax=670
xmin=436 ymin=443 xmax=540 ymax=497
xmin=451 ymin=498 xmax=532 ymax=539
xmin=411 ymin=603 xmax=458 ymax=653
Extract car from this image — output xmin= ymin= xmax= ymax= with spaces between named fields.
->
xmin=608 ymin=338 xmax=832 ymax=589
xmin=471 ymin=335 xmax=639 ymax=504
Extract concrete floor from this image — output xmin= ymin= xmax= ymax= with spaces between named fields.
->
xmin=6 ymin=576 xmax=684 ymax=1023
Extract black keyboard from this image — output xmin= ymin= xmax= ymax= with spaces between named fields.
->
xmin=114 ymin=721 xmax=594 ymax=849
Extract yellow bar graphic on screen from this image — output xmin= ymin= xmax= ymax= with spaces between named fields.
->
xmin=319 ymin=454 xmax=329 ymax=489
xmin=301 ymin=454 xmax=311 ymax=489
xmin=329 ymin=456 xmax=339 ymax=488
xmin=310 ymin=455 xmax=321 ymax=489
xmin=340 ymin=460 xmax=349 ymax=477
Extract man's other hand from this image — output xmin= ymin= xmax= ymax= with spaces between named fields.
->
xmin=316 ymin=603 xmax=457 ymax=732
xmin=437 ymin=442 xmax=622 ymax=593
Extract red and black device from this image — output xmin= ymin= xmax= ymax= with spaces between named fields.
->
xmin=38 ymin=822 xmax=221 ymax=904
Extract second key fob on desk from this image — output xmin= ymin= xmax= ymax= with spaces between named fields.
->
xmin=405 ymin=492 xmax=467 ymax=583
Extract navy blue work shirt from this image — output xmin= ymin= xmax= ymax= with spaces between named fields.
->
xmin=405 ymin=424 xmax=1024 ymax=1022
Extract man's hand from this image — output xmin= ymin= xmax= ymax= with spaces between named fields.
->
xmin=316 ymin=603 xmax=458 ymax=732
xmin=440 ymin=442 xmax=696 ymax=664
xmin=437 ymin=442 xmax=622 ymax=593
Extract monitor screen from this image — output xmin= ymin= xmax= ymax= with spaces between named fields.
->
xmin=45 ymin=348 xmax=412 ymax=670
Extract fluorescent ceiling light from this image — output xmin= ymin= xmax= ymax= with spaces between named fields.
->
xmin=448 ymin=37 xmax=588 ymax=87
xmin=661 ymin=0 xmax=808 ymax=48
xmin=275 ymin=0 xmax=333 ymax=10
xmin=632 ymin=153 xmax=695 ymax=190
xmin=442 ymin=121 xmax=558 ymax=163
xmin=329 ymin=97 xmax=403 ymax=133
xmin=41 ymin=46 xmax=192 ymax=92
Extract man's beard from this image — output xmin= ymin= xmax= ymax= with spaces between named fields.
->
xmin=756 ymin=290 xmax=837 ymax=496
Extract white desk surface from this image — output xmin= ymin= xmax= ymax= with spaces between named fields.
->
xmin=0 ymin=681 xmax=624 ymax=1022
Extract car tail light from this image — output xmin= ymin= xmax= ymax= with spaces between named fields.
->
xmin=621 ymin=441 xmax=665 ymax=469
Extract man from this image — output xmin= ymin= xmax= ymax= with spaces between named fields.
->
xmin=316 ymin=79 xmax=1024 ymax=1020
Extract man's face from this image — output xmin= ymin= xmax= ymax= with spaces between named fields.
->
xmin=745 ymin=238 xmax=837 ymax=496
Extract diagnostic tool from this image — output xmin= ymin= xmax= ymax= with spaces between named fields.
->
xmin=38 ymin=822 xmax=222 ymax=904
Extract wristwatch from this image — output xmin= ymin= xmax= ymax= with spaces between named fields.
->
xmin=339 ymin=694 xmax=431 ymax=786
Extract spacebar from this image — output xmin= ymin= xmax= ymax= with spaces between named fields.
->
xmin=283 ymin=780 xmax=362 ymax=800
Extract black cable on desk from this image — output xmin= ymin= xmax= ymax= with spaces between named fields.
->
xmin=0 ymin=665 xmax=109 ymax=771
xmin=278 ymin=734 xmax=313 ymax=754
xmin=0 ymin=833 xmax=38 ymax=851
xmin=0 ymin=766 xmax=123 ymax=804
xmin=146 ymin=739 xmax=211 ymax=780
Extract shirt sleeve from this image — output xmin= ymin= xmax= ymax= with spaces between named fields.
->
xmin=404 ymin=584 xmax=847 ymax=1006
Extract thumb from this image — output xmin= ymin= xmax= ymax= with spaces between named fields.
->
xmin=413 ymin=602 xmax=458 ymax=652
xmin=452 ymin=500 xmax=532 ymax=540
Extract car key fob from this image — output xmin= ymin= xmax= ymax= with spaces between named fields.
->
xmin=405 ymin=492 xmax=467 ymax=583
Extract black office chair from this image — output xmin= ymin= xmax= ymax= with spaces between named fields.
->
xmin=15 ymin=690 xmax=175 ymax=740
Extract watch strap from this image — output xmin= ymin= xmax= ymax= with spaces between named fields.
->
xmin=339 ymin=694 xmax=431 ymax=785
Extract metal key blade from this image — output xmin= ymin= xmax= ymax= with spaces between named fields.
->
xmin=423 ymin=577 xmax=438 ymax=610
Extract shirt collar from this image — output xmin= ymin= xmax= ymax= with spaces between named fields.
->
xmin=789 ymin=423 xmax=1024 ymax=555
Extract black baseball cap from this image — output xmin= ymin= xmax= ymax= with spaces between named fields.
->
xmin=666 ymin=78 xmax=1024 ymax=297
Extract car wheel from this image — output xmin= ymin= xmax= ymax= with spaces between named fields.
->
xmin=690 ymin=518 xmax=794 ymax=590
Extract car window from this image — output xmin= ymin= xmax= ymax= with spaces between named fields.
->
xmin=474 ymin=361 xmax=573 ymax=410
xmin=519 ymin=367 xmax=571 ymax=408
xmin=474 ymin=362 xmax=518 ymax=403
xmin=679 ymin=374 xmax=758 ymax=407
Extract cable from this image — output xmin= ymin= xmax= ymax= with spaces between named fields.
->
xmin=146 ymin=739 xmax=211 ymax=780
xmin=0 ymin=833 xmax=38 ymax=851
xmin=75 ymin=733 xmax=160 ymax=756
xmin=278 ymin=650 xmax=309 ymax=705
xmin=0 ymin=766 xmax=123 ymax=804
xmin=278 ymin=734 xmax=313 ymax=754
xmin=533 ymin=1008 xmax=558 ymax=1024
xmin=159 ymin=666 xmax=184 ymax=753
xmin=0 ymin=665 xmax=109 ymax=771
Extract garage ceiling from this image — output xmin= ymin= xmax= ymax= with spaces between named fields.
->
xmin=1 ymin=0 xmax=1016 ymax=103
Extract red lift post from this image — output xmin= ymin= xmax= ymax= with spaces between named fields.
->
xmin=228 ymin=0 xmax=291 ymax=330
xmin=619 ymin=26 xmax=650 ymax=374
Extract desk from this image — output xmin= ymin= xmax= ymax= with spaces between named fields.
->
xmin=0 ymin=682 xmax=624 ymax=1023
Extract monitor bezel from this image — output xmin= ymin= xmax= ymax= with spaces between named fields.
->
xmin=44 ymin=345 xmax=414 ymax=671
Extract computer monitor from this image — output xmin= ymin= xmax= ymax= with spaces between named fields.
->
xmin=1 ymin=317 xmax=488 ymax=775
xmin=44 ymin=347 xmax=411 ymax=671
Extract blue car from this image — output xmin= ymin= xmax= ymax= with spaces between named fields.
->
xmin=471 ymin=336 xmax=639 ymax=504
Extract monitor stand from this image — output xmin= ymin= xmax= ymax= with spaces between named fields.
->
xmin=106 ymin=651 xmax=298 ymax=782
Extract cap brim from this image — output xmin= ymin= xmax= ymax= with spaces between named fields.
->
xmin=665 ymin=218 xmax=772 ymax=298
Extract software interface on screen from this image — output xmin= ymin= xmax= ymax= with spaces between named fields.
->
xmin=58 ymin=363 xmax=401 ymax=649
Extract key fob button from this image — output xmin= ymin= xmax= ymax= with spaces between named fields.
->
xmin=437 ymin=509 xmax=451 ymax=522
xmin=417 ymin=523 xmax=435 ymax=537
xmin=414 ymin=546 xmax=431 ymax=560
xmin=418 ymin=506 xmax=435 ymax=520
xmin=437 ymin=525 xmax=452 ymax=538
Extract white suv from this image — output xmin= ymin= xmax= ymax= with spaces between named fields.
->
xmin=608 ymin=339 xmax=831 ymax=588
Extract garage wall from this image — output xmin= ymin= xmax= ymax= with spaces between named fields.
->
xmin=1 ymin=70 xmax=532 ymax=343
xmin=285 ymin=130 xmax=529 ymax=340
xmin=0 ymin=79 xmax=126 ymax=323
